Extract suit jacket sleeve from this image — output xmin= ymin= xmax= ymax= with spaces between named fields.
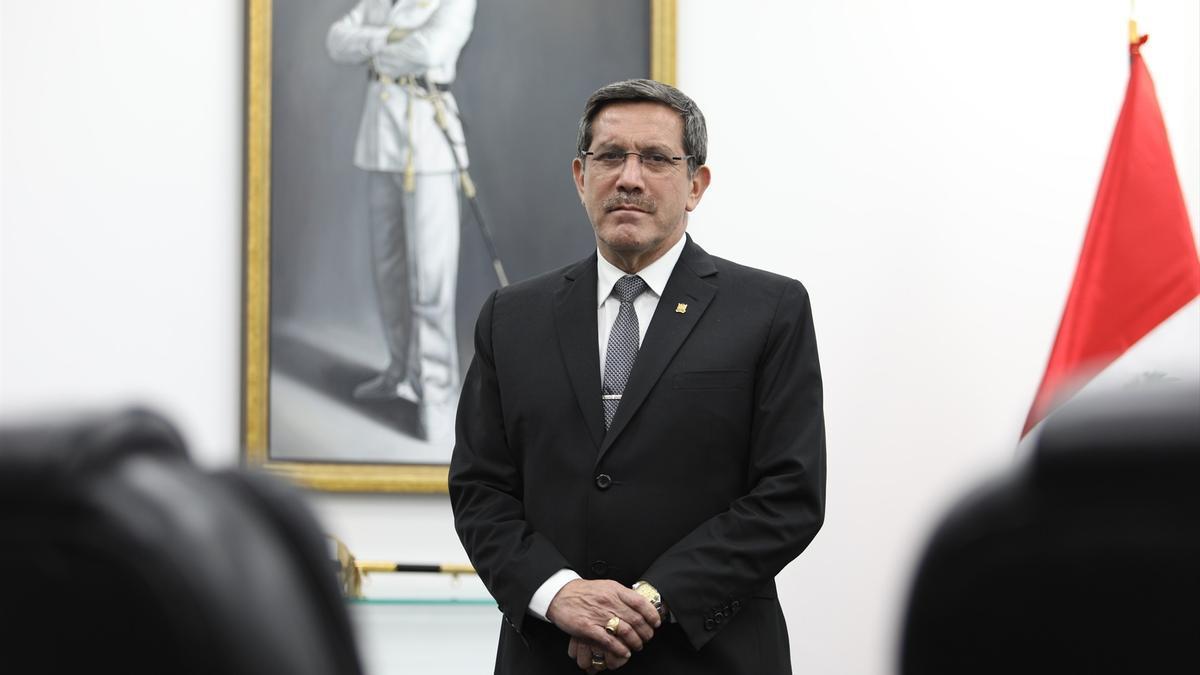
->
xmin=449 ymin=290 xmax=572 ymax=635
xmin=642 ymin=279 xmax=827 ymax=650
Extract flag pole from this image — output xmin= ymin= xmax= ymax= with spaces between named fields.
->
xmin=1128 ymin=1 xmax=1138 ymax=44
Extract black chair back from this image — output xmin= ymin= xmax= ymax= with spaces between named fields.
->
xmin=901 ymin=387 xmax=1200 ymax=674
xmin=0 ymin=408 xmax=364 ymax=675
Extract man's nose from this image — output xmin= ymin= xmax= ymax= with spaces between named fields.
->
xmin=614 ymin=154 xmax=646 ymax=191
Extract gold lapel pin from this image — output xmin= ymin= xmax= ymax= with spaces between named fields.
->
xmin=675 ymin=303 xmax=688 ymax=314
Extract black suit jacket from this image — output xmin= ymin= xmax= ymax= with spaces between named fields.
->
xmin=450 ymin=237 xmax=826 ymax=674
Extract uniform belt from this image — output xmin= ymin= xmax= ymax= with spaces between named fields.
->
xmin=367 ymin=70 xmax=451 ymax=92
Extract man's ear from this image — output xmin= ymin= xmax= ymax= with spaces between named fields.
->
xmin=572 ymin=157 xmax=586 ymax=202
xmin=686 ymin=165 xmax=711 ymax=212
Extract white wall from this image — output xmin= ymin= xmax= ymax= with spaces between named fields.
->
xmin=0 ymin=1 xmax=244 ymax=467
xmin=2 ymin=2 xmax=1197 ymax=674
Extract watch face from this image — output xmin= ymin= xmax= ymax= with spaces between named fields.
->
xmin=634 ymin=582 xmax=662 ymax=613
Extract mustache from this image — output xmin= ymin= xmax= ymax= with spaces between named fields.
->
xmin=602 ymin=193 xmax=656 ymax=213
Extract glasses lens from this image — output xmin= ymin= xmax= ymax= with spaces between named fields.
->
xmin=642 ymin=153 xmax=675 ymax=172
xmin=594 ymin=151 xmax=626 ymax=170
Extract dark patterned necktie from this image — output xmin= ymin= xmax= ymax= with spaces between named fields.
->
xmin=602 ymin=275 xmax=648 ymax=429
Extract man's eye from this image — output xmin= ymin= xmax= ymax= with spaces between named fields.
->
xmin=596 ymin=151 xmax=625 ymax=162
xmin=645 ymin=153 xmax=672 ymax=165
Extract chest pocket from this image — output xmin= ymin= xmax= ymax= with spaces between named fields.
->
xmin=672 ymin=369 xmax=751 ymax=390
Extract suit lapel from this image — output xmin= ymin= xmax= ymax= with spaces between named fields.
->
xmin=553 ymin=253 xmax=606 ymax=451
xmin=597 ymin=237 xmax=718 ymax=462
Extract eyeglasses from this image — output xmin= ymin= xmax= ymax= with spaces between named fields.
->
xmin=581 ymin=149 xmax=694 ymax=175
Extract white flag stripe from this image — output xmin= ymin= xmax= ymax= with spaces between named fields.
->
xmin=1019 ymin=298 xmax=1200 ymax=456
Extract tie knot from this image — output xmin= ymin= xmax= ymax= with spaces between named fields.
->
xmin=612 ymin=275 xmax=648 ymax=303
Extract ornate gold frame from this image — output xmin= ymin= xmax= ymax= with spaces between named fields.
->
xmin=242 ymin=0 xmax=677 ymax=492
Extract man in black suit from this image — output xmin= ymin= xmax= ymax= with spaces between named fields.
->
xmin=450 ymin=79 xmax=825 ymax=674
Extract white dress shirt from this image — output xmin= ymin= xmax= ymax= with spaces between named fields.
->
xmin=527 ymin=235 xmax=687 ymax=621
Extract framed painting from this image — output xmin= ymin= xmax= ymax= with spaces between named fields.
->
xmin=243 ymin=0 xmax=677 ymax=492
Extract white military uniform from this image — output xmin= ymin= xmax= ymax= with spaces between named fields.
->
xmin=327 ymin=0 xmax=474 ymax=434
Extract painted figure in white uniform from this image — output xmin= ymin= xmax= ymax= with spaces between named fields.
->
xmin=327 ymin=0 xmax=475 ymax=439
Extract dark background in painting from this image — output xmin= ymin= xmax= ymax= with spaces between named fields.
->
xmin=268 ymin=0 xmax=650 ymax=462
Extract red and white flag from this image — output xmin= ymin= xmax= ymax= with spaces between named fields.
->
xmin=1023 ymin=32 xmax=1200 ymax=439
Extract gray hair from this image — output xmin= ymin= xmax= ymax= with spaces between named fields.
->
xmin=576 ymin=79 xmax=707 ymax=175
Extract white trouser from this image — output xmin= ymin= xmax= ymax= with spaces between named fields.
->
xmin=366 ymin=170 xmax=460 ymax=404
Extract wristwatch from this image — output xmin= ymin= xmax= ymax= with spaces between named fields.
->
xmin=632 ymin=580 xmax=667 ymax=621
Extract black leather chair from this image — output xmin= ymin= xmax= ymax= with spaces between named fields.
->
xmin=900 ymin=386 xmax=1200 ymax=675
xmin=0 ymin=408 xmax=364 ymax=675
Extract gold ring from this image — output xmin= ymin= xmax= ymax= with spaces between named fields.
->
xmin=605 ymin=616 xmax=621 ymax=635
xmin=591 ymin=651 xmax=606 ymax=668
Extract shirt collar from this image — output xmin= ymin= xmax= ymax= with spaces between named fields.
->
xmin=596 ymin=234 xmax=687 ymax=308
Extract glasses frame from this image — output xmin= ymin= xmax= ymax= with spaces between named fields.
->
xmin=580 ymin=150 xmax=696 ymax=173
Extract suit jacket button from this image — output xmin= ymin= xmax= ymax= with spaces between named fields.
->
xmin=714 ymin=612 xmax=724 ymax=624
xmin=731 ymin=600 xmax=741 ymax=613
xmin=591 ymin=560 xmax=608 ymax=575
xmin=704 ymin=618 xmax=715 ymax=631
xmin=595 ymin=474 xmax=612 ymax=489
